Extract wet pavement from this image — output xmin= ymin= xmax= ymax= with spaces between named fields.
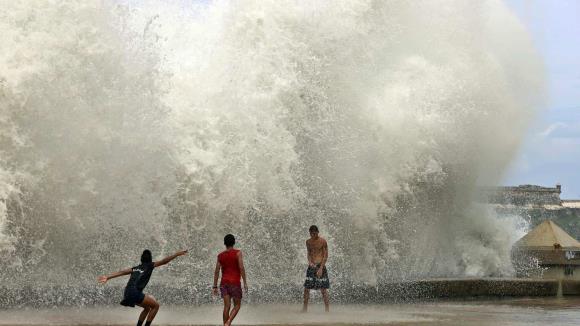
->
xmin=1 ymin=297 xmax=580 ymax=325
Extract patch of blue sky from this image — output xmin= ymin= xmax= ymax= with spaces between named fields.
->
xmin=504 ymin=0 xmax=580 ymax=198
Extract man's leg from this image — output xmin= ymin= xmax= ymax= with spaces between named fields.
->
xmin=321 ymin=289 xmax=330 ymax=312
xmin=302 ymin=288 xmax=310 ymax=312
xmin=225 ymin=297 xmax=242 ymax=326
xmin=222 ymin=295 xmax=231 ymax=324
xmin=137 ymin=295 xmax=160 ymax=325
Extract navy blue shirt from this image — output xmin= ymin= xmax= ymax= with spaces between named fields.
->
xmin=125 ymin=262 xmax=154 ymax=292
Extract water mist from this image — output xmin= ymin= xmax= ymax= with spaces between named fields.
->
xmin=0 ymin=0 xmax=543 ymax=294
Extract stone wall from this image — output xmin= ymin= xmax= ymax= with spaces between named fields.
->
xmin=481 ymin=184 xmax=580 ymax=240
xmin=497 ymin=205 xmax=580 ymax=239
xmin=480 ymin=184 xmax=562 ymax=206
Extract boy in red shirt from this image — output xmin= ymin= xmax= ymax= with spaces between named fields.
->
xmin=213 ymin=234 xmax=248 ymax=326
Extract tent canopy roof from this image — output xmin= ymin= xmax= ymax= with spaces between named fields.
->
xmin=514 ymin=220 xmax=580 ymax=250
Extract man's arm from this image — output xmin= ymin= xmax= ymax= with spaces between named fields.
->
xmin=320 ymin=239 xmax=328 ymax=268
xmin=154 ymin=250 xmax=188 ymax=267
xmin=212 ymin=258 xmax=220 ymax=296
xmin=98 ymin=268 xmax=132 ymax=283
xmin=316 ymin=240 xmax=328 ymax=277
xmin=238 ymin=251 xmax=248 ymax=291
xmin=306 ymin=240 xmax=315 ymax=266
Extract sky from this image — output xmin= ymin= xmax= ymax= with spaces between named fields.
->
xmin=504 ymin=0 xmax=580 ymax=199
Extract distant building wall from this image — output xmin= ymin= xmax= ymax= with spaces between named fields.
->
xmin=563 ymin=200 xmax=580 ymax=209
xmin=480 ymin=184 xmax=580 ymax=239
xmin=480 ymin=184 xmax=562 ymax=206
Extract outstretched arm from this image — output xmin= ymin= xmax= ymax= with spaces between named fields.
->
xmin=154 ymin=250 xmax=188 ymax=267
xmin=98 ymin=268 xmax=132 ymax=284
xmin=238 ymin=251 xmax=248 ymax=292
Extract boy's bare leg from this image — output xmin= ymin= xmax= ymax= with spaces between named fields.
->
xmin=137 ymin=306 xmax=151 ymax=324
xmin=137 ymin=295 xmax=160 ymax=323
xmin=321 ymin=289 xmax=330 ymax=312
xmin=302 ymin=288 xmax=310 ymax=312
xmin=225 ymin=297 xmax=242 ymax=326
xmin=222 ymin=295 xmax=231 ymax=324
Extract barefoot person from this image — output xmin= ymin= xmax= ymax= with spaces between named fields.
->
xmin=98 ymin=249 xmax=187 ymax=326
xmin=302 ymin=225 xmax=330 ymax=312
xmin=213 ymin=234 xmax=248 ymax=326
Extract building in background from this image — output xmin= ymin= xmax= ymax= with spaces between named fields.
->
xmin=512 ymin=220 xmax=580 ymax=280
xmin=479 ymin=184 xmax=580 ymax=240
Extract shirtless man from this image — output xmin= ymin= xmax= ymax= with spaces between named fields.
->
xmin=302 ymin=225 xmax=330 ymax=312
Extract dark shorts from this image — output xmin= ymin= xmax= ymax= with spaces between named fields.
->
xmin=120 ymin=287 xmax=145 ymax=307
xmin=304 ymin=264 xmax=330 ymax=289
xmin=220 ymin=284 xmax=243 ymax=299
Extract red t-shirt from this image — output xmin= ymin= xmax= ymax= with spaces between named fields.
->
xmin=218 ymin=249 xmax=241 ymax=286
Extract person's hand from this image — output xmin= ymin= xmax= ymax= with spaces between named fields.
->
xmin=212 ymin=287 xmax=219 ymax=296
xmin=316 ymin=267 xmax=323 ymax=278
xmin=98 ymin=275 xmax=108 ymax=284
xmin=244 ymin=283 xmax=249 ymax=293
xmin=309 ymin=262 xmax=316 ymax=268
xmin=177 ymin=250 xmax=188 ymax=256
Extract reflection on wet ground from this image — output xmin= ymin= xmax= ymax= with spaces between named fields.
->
xmin=1 ymin=297 xmax=580 ymax=325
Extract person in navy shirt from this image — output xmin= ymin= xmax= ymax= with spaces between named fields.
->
xmin=98 ymin=249 xmax=187 ymax=326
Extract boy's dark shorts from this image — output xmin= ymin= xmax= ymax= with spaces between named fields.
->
xmin=304 ymin=264 xmax=330 ymax=289
xmin=120 ymin=287 xmax=145 ymax=307
xmin=220 ymin=284 xmax=243 ymax=299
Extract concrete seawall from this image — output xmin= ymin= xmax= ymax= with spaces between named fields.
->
xmin=1 ymin=278 xmax=578 ymax=307
xmin=334 ymin=278 xmax=561 ymax=302
xmin=562 ymin=279 xmax=580 ymax=295
xmin=381 ymin=278 xmax=560 ymax=299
